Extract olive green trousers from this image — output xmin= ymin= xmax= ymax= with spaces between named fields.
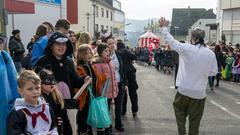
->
xmin=173 ymin=92 xmax=206 ymax=135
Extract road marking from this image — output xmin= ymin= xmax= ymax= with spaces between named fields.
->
xmin=210 ymin=100 xmax=240 ymax=120
xmin=169 ymin=86 xmax=175 ymax=89
xmin=236 ymin=102 xmax=240 ymax=105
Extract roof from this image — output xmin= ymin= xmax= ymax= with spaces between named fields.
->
xmin=93 ymin=0 xmax=114 ymax=10
xmin=140 ymin=31 xmax=159 ymax=39
xmin=170 ymin=8 xmax=216 ymax=36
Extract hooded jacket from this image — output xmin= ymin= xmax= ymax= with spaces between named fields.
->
xmin=92 ymin=57 xmax=118 ymax=99
xmin=0 ymin=50 xmax=19 ymax=135
xmin=34 ymin=32 xmax=84 ymax=105
xmin=7 ymin=98 xmax=57 ymax=135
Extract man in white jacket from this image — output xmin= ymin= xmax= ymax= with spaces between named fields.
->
xmin=159 ymin=17 xmax=218 ymax=135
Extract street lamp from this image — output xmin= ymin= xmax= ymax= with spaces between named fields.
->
xmin=174 ymin=26 xmax=179 ymax=39
xmin=117 ymin=23 xmax=131 ymax=38
xmin=86 ymin=12 xmax=91 ymax=32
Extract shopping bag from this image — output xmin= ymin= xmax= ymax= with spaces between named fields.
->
xmin=87 ymin=79 xmax=111 ymax=128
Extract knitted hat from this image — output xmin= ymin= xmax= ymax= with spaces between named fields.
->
xmin=12 ymin=29 xmax=20 ymax=36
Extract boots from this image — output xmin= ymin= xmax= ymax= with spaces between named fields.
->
xmin=97 ymin=128 xmax=105 ymax=135
xmin=115 ymin=120 xmax=124 ymax=132
xmin=105 ymin=125 xmax=113 ymax=135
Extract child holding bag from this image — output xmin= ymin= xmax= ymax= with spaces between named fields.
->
xmin=92 ymin=43 xmax=119 ymax=135
xmin=75 ymin=44 xmax=96 ymax=135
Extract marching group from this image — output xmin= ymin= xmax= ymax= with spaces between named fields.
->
xmin=0 ymin=19 xmax=139 ymax=135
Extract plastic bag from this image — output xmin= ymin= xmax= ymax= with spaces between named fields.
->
xmin=87 ymin=79 xmax=111 ymax=128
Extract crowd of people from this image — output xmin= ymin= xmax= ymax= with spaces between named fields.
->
xmin=1 ymin=16 xmax=239 ymax=135
xmin=0 ymin=19 xmax=139 ymax=135
xmin=133 ymin=39 xmax=240 ymax=90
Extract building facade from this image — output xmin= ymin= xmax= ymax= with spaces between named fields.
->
xmin=2 ymin=0 xmax=80 ymax=46
xmin=188 ymin=19 xmax=217 ymax=43
xmin=218 ymin=0 xmax=240 ymax=45
xmin=112 ymin=0 xmax=125 ymax=40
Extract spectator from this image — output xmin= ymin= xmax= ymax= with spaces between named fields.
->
xmin=34 ymin=32 xmax=90 ymax=135
xmin=8 ymin=29 xmax=25 ymax=74
xmin=0 ymin=36 xmax=19 ymax=135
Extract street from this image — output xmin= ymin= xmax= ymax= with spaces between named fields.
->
xmin=117 ymin=64 xmax=240 ymax=135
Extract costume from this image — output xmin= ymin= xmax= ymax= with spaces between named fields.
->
xmin=7 ymin=98 xmax=58 ymax=135
xmin=0 ymin=50 xmax=19 ymax=135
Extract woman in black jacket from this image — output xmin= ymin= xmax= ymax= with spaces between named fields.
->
xmin=117 ymin=41 xmax=139 ymax=117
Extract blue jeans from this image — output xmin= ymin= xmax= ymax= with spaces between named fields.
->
xmin=208 ymin=76 xmax=215 ymax=88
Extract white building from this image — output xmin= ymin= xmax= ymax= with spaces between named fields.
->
xmin=71 ymin=0 xmax=114 ymax=39
xmin=112 ymin=0 xmax=125 ymax=40
xmin=5 ymin=0 xmax=69 ymax=46
xmin=217 ymin=0 xmax=240 ymax=45
xmin=188 ymin=19 xmax=217 ymax=43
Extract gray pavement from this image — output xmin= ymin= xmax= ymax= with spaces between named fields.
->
xmin=113 ymin=64 xmax=240 ymax=135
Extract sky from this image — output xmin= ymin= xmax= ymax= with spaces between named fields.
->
xmin=118 ymin=0 xmax=217 ymax=20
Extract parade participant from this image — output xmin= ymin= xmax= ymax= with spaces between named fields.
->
xmin=34 ymin=32 xmax=90 ymax=135
xmin=7 ymin=70 xmax=58 ymax=135
xmin=0 ymin=36 xmax=19 ymax=135
xmin=107 ymin=37 xmax=127 ymax=132
xmin=75 ymin=44 xmax=96 ymax=135
xmin=159 ymin=17 xmax=218 ymax=135
xmin=232 ymin=54 xmax=240 ymax=82
xmin=117 ymin=41 xmax=139 ymax=117
xmin=8 ymin=29 xmax=25 ymax=74
xmin=225 ymin=50 xmax=234 ymax=81
xmin=92 ymin=43 xmax=118 ymax=135
xmin=38 ymin=68 xmax=65 ymax=134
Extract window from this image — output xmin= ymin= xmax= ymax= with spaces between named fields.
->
xmin=101 ymin=8 xmax=104 ymax=17
xmin=95 ymin=24 xmax=99 ymax=32
xmin=101 ymin=25 xmax=104 ymax=32
xmin=106 ymin=10 xmax=109 ymax=18
xmin=106 ymin=26 xmax=109 ymax=32
xmin=110 ymin=12 xmax=113 ymax=21
xmin=95 ymin=6 xmax=99 ymax=17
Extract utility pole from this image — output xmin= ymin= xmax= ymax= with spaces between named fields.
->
xmin=92 ymin=0 xmax=96 ymax=40
xmin=86 ymin=12 xmax=90 ymax=32
xmin=0 ymin=0 xmax=6 ymax=35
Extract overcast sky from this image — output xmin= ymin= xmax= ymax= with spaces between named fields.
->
xmin=118 ymin=0 xmax=217 ymax=20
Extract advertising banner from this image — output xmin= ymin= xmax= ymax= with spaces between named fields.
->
xmin=37 ymin=0 xmax=61 ymax=5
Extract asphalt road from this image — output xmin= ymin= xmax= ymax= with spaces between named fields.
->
xmin=113 ymin=64 xmax=240 ymax=135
